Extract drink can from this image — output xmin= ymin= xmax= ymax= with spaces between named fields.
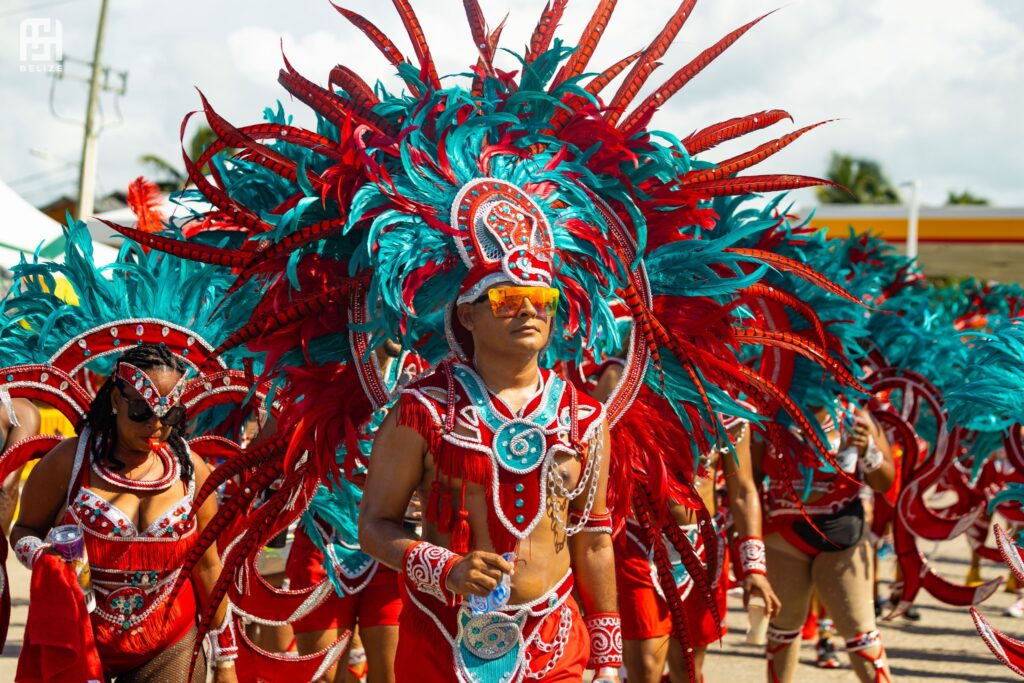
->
xmin=49 ymin=524 xmax=96 ymax=613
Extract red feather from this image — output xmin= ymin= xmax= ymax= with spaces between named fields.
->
xmin=683 ymin=110 xmax=793 ymax=156
xmin=738 ymin=284 xmax=829 ymax=349
xmin=726 ymin=247 xmax=865 ymax=305
xmin=683 ymin=121 xmax=833 ymax=185
xmin=679 ymin=174 xmax=836 ymax=198
xmin=552 ymin=0 xmax=618 ymax=86
xmin=126 ymin=177 xmax=165 ymax=234
xmin=214 ymin=277 xmax=366 ymax=356
xmin=633 ymin=490 xmax=699 ymax=680
xmin=621 ymin=11 xmax=776 ymax=132
xmin=198 ymin=90 xmax=328 ymax=192
xmin=328 ymin=65 xmax=380 ymax=108
xmin=526 ymin=0 xmax=568 ymax=63
xmin=463 ymin=0 xmax=489 ymax=56
xmin=391 ymin=0 xmax=440 ymax=88
xmin=178 ymin=113 xmax=272 ymax=234
xmin=192 ymin=434 xmax=288 ymax=508
xmin=95 ymin=219 xmax=249 ymax=268
xmin=278 ymin=57 xmax=397 ymax=137
xmin=733 ymin=327 xmax=862 ymax=389
xmin=585 ymin=50 xmax=643 ymax=100
xmin=605 ymin=0 xmax=698 ymax=125
xmin=332 ymin=5 xmax=409 ymax=67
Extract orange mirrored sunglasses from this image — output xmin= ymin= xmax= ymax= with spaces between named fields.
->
xmin=480 ymin=286 xmax=560 ymax=318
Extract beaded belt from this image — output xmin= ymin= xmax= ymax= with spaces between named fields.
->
xmin=407 ymin=569 xmax=576 ymax=682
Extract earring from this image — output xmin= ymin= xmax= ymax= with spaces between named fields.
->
xmin=112 ymin=408 xmax=118 ymax=415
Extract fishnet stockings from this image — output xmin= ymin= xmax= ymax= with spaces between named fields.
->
xmin=112 ymin=628 xmax=207 ymax=683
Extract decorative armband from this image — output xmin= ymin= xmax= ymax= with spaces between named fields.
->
xmin=207 ymin=613 xmax=239 ymax=664
xmin=14 ymin=536 xmax=51 ymax=571
xmin=737 ymin=536 xmax=767 ymax=576
xmin=568 ymin=510 xmax=612 ymax=533
xmin=584 ymin=612 xmax=623 ymax=669
xmin=859 ymin=438 xmax=884 ymax=474
xmin=403 ymin=540 xmax=462 ymax=606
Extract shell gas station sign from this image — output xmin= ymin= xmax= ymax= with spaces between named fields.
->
xmin=800 ymin=206 xmax=1024 ymax=283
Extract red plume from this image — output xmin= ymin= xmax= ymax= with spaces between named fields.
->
xmin=126 ymin=176 xmax=166 ymax=233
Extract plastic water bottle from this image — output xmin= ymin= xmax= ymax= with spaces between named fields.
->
xmin=468 ymin=552 xmax=515 ymax=614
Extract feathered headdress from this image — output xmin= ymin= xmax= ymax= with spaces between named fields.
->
xmin=101 ymin=2 xmax=865 ymax=672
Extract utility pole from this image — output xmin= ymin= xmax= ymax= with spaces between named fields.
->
xmin=76 ymin=0 xmax=111 ymax=220
xmin=903 ymin=179 xmax=922 ymax=260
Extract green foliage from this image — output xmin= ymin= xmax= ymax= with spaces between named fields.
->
xmin=137 ymin=125 xmax=221 ymax=191
xmin=946 ymin=189 xmax=990 ymax=205
xmin=816 ymin=152 xmax=901 ymax=204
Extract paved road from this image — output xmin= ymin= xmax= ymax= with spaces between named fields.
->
xmin=2 ymin=538 xmax=1021 ymax=682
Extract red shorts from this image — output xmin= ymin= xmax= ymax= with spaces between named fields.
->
xmin=614 ymin=523 xmax=728 ymax=647
xmin=286 ymin=528 xmax=402 ymax=633
xmin=395 ymin=575 xmax=588 ymax=682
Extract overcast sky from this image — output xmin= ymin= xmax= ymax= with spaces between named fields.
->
xmin=3 ymin=0 xmax=1022 ymax=211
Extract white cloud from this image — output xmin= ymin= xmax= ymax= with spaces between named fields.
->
xmin=2 ymin=0 xmax=1021 ymax=210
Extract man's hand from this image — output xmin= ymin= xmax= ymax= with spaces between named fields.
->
xmin=593 ymin=668 xmax=621 ymax=683
xmin=743 ymin=572 xmax=781 ymax=619
xmin=444 ymin=551 xmax=513 ymax=597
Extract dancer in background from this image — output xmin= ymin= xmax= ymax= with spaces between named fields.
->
xmin=288 ymin=341 xmax=423 ymax=683
xmin=616 ymin=403 xmax=780 ymax=682
xmin=0 ymin=396 xmax=40 ymax=533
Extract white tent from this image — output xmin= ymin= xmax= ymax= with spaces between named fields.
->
xmin=0 ymin=178 xmax=63 ymax=253
xmin=0 ymin=181 xmax=118 ymax=272
xmin=0 ymin=179 xmax=119 ymax=271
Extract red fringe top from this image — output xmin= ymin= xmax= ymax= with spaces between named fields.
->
xmin=396 ymin=362 xmax=604 ymax=555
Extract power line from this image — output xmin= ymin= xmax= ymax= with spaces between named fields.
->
xmin=0 ymin=0 xmax=90 ymax=19
xmin=6 ymin=165 xmax=77 ymax=188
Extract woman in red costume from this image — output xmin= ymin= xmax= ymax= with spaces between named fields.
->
xmin=11 ymin=343 xmax=238 ymax=682
xmin=757 ymin=402 xmax=896 ymax=683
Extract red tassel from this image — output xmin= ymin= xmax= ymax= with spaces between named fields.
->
xmin=451 ymin=480 xmax=472 ymax=554
xmin=425 ymin=480 xmax=442 ymax=523
xmin=451 ymin=509 xmax=471 ymax=554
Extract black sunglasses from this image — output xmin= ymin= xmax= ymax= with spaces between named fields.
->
xmin=123 ymin=396 xmax=186 ymax=427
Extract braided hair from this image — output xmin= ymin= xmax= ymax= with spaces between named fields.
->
xmin=78 ymin=343 xmax=193 ymax=482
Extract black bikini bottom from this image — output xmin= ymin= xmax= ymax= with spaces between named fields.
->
xmin=791 ymin=497 xmax=865 ymax=554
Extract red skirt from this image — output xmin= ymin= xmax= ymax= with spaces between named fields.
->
xmin=614 ymin=523 xmax=727 ymax=646
xmin=286 ymin=528 xmax=402 ymax=632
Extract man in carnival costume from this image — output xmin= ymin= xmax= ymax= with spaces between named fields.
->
xmin=98 ymin=1 xmax=865 ymax=681
xmin=359 ymin=181 xmax=621 ymax=681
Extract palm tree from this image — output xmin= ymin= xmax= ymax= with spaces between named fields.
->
xmin=816 ymin=153 xmax=901 ymax=204
xmin=138 ymin=125 xmax=219 ymax=191
xmin=946 ymin=190 xmax=989 ymax=206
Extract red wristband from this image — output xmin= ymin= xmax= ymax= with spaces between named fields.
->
xmin=584 ymin=612 xmax=623 ymax=669
xmin=207 ymin=613 xmax=238 ymax=662
xmin=403 ymin=540 xmax=462 ymax=606
xmin=737 ymin=536 xmax=767 ymax=576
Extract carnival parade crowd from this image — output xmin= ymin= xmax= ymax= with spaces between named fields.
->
xmin=2 ymin=2 xmax=1022 ymax=682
